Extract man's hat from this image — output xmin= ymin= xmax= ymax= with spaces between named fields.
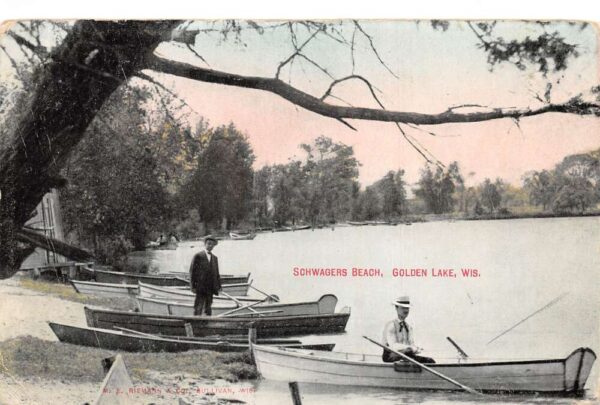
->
xmin=204 ymin=236 xmax=218 ymax=244
xmin=392 ymin=295 xmax=411 ymax=308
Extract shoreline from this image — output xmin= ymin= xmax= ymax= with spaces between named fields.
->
xmin=0 ymin=277 xmax=258 ymax=405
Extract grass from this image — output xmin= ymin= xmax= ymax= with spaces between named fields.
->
xmin=17 ymin=278 xmax=137 ymax=311
xmin=0 ymin=336 xmax=258 ymax=383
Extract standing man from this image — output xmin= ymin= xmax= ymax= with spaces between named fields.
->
xmin=189 ymin=236 xmax=222 ymax=316
xmin=382 ymin=295 xmax=435 ymax=363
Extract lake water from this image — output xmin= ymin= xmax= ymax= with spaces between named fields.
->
xmin=148 ymin=217 xmax=599 ymax=404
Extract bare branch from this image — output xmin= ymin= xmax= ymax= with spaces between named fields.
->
xmin=296 ymin=53 xmax=335 ymax=80
xmin=405 ymin=123 xmax=439 ymax=137
xmin=336 ymin=118 xmax=357 ymax=131
xmin=147 ymin=54 xmax=600 ymax=125
xmin=396 ymin=123 xmax=434 ymax=165
xmin=321 ymin=75 xmax=383 ymax=107
xmin=276 ymin=27 xmax=322 ymax=78
xmin=350 ymin=25 xmax=357 ymax=74
xmin=353 ymin=21 xmax=398 ymax=79
xmin=185 ymin=43 xmax=210 ymax=67
xmin=135 ymin=71 xmax=201 ymax=117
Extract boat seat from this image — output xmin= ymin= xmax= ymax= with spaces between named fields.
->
xmin=393 ymin=362 xmax=422 ymax=373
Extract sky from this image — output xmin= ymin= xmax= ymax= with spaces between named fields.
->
xmin=153 ymin=20 xmax=600 ymax=187
xmin=1 ymin=7 xmax=599 ymax=188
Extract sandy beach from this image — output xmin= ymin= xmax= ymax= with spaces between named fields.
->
xmin=0 ymin=276 xmax=256 ymax=405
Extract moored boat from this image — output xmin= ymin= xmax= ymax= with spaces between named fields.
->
xmin=229 ymin=232 xmax=257 ymax=240
xmin=89 ymin=267 xmax=189 ymax=286
xmin=348 ymin=221 xmax=368 ymax=226
xmin=159 ymin=272 xmax=251 ymax=286
xmin=84 ymin=306 xmax=351 ymax=338
xmin=138 ymin=281 xmax=252 ymax=300
xmin=251 ymin=344 xmax=596 ymax=395
xmin=71 ymin=280 xmax=138 ymax=299
xmin=136 ymin=294 xmax=338 ymax=317
xmin=87 ymin=267 xmax=249 ymax=287
xmin=49 ymin=322 xmax=335 ymax=353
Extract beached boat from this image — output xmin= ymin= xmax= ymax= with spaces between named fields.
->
xmin=49 ymin=322 xmax=335 ymax=353
xmin=229 ymin=232 xmax=257 ymax=240
xmin=138 ymin=281 xmax=251 ymax=299
xmin=136 ymin=294 xmax=338 ymax=317
xmin=71 ymin=280 xmax=138 ymax=299
xmin=84 ymin=306 xmax=351 ymax=338
xmin=86 ymin=267 xmax=250 ymax=289
xmin=138 ymin=282 xmax=264 ymax=303
xmin=252 ymin=344 xmax=596 ymax=395
xmin=158 ymin=272 xmax=251 ymax=286
xmin=88 ymin=267 xmax=189 ymax=286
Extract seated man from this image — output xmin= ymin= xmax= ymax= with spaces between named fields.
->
xmin=382 ymin=295 xmax=435 ymax=363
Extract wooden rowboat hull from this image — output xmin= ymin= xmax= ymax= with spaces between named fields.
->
xmin=92 ymin=268 xmax=188 ymax=286
xmin=71 ymin=280 xmax=138 ymax=299
xmin=136 ymin=294 xmax=338 ymax=317
xmin=161 ymin=272 xmax=251 ymax=286
xmin=48 ymin=322 xmax=335 ymax=353
xmin=84 ymin=306 xmax=351 ymax=338
xmin=89 ymin=268 xmax=249 ymax=287
xmin=252 ymin=344 xmax=596 ymax=394
xmin=138 ymin=282 xmax=252 ymax=301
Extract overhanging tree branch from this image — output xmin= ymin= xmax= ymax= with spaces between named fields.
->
xmin=146 ymin=54 xmax=600 ymax=125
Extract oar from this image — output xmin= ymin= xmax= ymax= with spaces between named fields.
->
xmin=487 ymin=292 xmax=568 ymax=344
xmin=363 ymin=336 xmax=483 ymax=396
xmin=221 ymin=291 xmax=263 ymax=316
xmin=446 ymin=337 xmax=469 ymax=359
xmin=249 ymin=284 xmax=280 ymax=302
xmin=216 ymin=297 xmax=269 ymax=317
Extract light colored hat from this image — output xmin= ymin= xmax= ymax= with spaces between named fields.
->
xmin=393 ymin=295 xmax=411 ymax=308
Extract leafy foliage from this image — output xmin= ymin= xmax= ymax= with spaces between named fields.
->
xmin=469 ymin=22 xmax=580 ymax=75
xmin=479 ymin=178 xmax=504 ymax=214
xmin=185 ymin=124 xmax=255 ymax=231
xmin=414 ymin=162 xmax=463 ymax=214
xmin=522 ymin=149 xmax=600 ymax=214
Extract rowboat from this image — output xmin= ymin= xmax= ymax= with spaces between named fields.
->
xmin=138 ymin=281 xmax=251 ymax=300
xmin=251 ymin=344 xmax=596 ymax=395
xmin=87 ymin=267 xmax=189 ymax=286
xmin=145 ymin=240 xmax=178 ymax=250
xmin=136 ymin=294 xmax=338 ymax=317
xmin=348 ymin=221 xmax=368 ymax=226
xmin=71 ymin=280 xmax=138 ymax=299
xmin=84 ymin=267 xmax=250 ymax=287
xmin=229 ymin=232 xmax=257 ymax=240
xmin=84 ymin=306 xmax=351 ymax=338
xmin=48 ymin=322 xmax=335 ymax=353
xmin=163 ymin=272 xmax=251 ymax=286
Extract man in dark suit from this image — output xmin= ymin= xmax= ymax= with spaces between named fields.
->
xmin=189 ymin=236 xmax=222 ymax=315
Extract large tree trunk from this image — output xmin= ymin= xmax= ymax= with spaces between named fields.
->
xmin=0 ymin=20 xmax=180 ymax=279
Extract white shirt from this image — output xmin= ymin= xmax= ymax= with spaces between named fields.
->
xmin=382 ymin=318 xmax=414 ymax=352
xmin=205 ymin=250 xmax=212 ymax=263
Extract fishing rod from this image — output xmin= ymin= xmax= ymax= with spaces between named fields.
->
xmin=487 ymin=292 xmax=569 ymax=345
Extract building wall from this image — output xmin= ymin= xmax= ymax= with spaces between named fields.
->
xmin=20 ymin=189 xmax=66 ymax=269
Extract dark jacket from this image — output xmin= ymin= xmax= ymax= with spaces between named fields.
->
xmin=189 ymin=251 xmax=221 ymax=294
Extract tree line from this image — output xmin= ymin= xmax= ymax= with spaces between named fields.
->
xmin=57 ymin=85 xmax=600 ymax=263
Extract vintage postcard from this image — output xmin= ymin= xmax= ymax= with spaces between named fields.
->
xmin=0 ymin=18 xmax=598 ymax=404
